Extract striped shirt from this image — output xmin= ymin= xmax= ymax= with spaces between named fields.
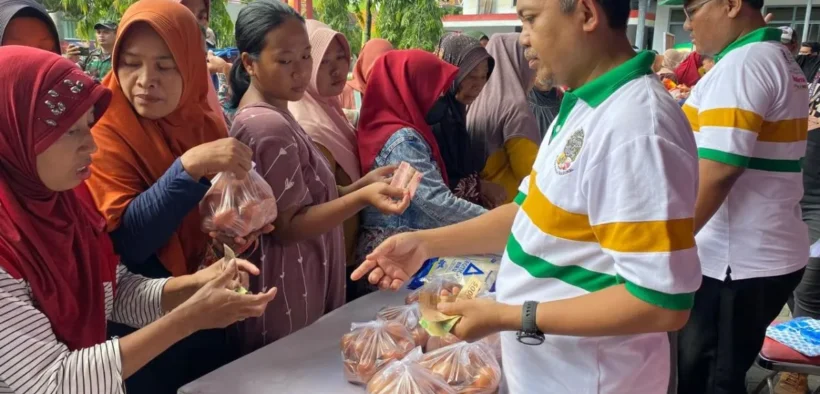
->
xmin=0 ymin=265 xmax=168 ymax=393
xmin=683 ymin=27 xmax=810 ymax=280
xmin=496 ymin=51 xmax=702 ymax=394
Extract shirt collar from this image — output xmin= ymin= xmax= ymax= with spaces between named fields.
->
xmin=569 ymin=50 xmax=655 ymax=108
xmin=715 ymin=27 xmax=782 ymax=63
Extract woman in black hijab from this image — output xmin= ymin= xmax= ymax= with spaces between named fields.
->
xmin=0 ymin=0 xmax=61 ymax=53
xmin=426 ymin=33 xmax=505 ymax=208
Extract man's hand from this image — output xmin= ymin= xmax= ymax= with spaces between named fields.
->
xmin=207 ymin=51 xmax=231 ymax=75
xmin=437 ymin=298 xmax=519 ymax=342
xmin=351 ymin=232 xmax=431 ymax=290
xmin=64 ymin=44 xmax=82 ymax=63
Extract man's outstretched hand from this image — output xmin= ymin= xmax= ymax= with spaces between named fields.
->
xmin=350 ymin=232 xmax=430 ymax=291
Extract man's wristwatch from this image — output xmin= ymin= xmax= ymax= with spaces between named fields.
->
xmin=516 ymin=300 xmax=545 ymax=345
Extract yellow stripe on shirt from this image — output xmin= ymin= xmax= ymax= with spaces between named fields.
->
xmin=699 ymin=107 xmax=763 ymax=134
xmin=695 ymin=107 xmax=807 ymax=142
xmin=592 ymin=218 xmax=696 ymax=253
xmin=522 ymin=171 xmax=695 ymax=253
xmin=683 ymin=104 xmax=699 ymax=132
xmin=522 ymin=172 xmax=597 ymax=243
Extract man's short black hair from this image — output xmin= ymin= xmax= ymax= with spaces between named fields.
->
xmin=745 ymin=0 xmax=763 ymax=10
xmin=480 ymin=35 xmax=489 ymax=41
xmin=559 ymin=0 xmax=630 ymax=30
xmin=803 ymin=42 xmax=820 ymax=53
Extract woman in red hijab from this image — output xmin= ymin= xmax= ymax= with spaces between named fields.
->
xmin=0 ymin=45 xmax=275 ymax=394
xmin=674 ymin=51 xmax=703 ymax=87
xmin=355 ymin=50 xmax=487 ymax=281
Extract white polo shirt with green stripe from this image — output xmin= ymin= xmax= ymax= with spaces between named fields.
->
xmin=683 ymin=27 xmax=809 ymax=281
xmin=497 ymin=51 xmax=702 ymax=393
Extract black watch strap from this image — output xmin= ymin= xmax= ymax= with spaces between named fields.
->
xmin=517 ymin=301 xmax=545 ymax=345
xmin=522 ymin=301 xmax=540 ymax=333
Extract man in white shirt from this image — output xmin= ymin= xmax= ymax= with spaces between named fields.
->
xmin=351 ymin=0 xmax=702 ymax=392
xmin=677 ymin=0 xmax=810 ymax=392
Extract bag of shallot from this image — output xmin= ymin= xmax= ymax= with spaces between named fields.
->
xmin=200 ymin=163 xmax=277 ymax=238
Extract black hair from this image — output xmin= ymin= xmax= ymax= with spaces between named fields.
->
xmin=803 ymin=42 xmax=820 ymax=53
xmin=228 ymin=0 xmax=304 ymax=109
xmin=559 ymin=0 xmax=630 ymax=30
xmin=745 ymin=0 xmax=763 ymax=9
xmin=480 ymin=35 xmax=489 ymax=40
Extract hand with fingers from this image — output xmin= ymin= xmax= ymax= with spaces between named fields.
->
xmin=180 ymin=260 xmax=277 ymax=329
xmin=360 ymin=165 xmax=398 ymax=187
xmin=210 ymin=223 xmax=275 ymax=255
xmin=350 ymin=232 xmax=430 ymax=291
xmin=436 ymin=297 xmax=511 ymax=343
xmin=181 ymin=137 xmax=253 ymax=181
xmin=64 ymin=44 xmax=82 ymax=63
xmin=359 ymin=183 xmax=411 ymax=215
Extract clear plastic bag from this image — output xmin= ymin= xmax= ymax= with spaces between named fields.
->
xmin=341 ymin=320 xmax=416 ymax=384
xmin=367 ymin=348 xmax=456 ymax=394
xmin=406 ymin=273 xmax=465 ymax=304
xmin=419 ymin=342 xmax=502 ymax=394
xmin=377 ymin=303 xmax=430 ymax=348
xmin=426 ymin=333 xmax=462 ymax=352
xmin=200 ymin=163 xmax=278 ymax=238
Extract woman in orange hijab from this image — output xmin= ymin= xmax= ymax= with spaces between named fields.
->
xmin=339 ymin=38 xmax=392 ymax=126
xmin=86 ymin=0 xmax=258 ymax=391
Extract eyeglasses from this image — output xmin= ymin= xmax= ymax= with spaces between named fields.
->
xmin=684 ymin=0 xmax=715 ymax=20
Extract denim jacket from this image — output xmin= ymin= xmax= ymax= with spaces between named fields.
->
xmin=357 ymin=128 xmax=486 ymax=258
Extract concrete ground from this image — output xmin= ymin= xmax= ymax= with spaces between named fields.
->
xmin=744 ymin=306 xmax=820 ymax=393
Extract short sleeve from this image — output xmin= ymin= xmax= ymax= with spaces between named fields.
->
xmin=233 ymin=112 xmax=313 ymax=213
xmin=688 ymin=52 xmax=775 ymax=167
xmin=514 ymin=175 xmax=530 ymax=205
xmin=582 ymin=135 xmax=702 ymax=310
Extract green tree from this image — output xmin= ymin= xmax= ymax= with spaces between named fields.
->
xmin=376 ymin=0 xmax=443 ymax=52
xmin=314 ymin=0 xmax=362 ymax=55
xmin=316 ymin=0 xmax=443 ymax=53
xmin=40 ymin=0 xmax=235 ymax=47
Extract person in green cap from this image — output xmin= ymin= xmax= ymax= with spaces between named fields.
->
xmin=79 ymin=20 xmax=116 ymax=82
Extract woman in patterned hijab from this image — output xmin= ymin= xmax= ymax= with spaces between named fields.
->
xmin=426 ymin=33 xmax=505 ymax=208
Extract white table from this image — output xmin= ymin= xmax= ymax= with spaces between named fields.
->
xmin=178 ymin=290 xmax=409 ymax=394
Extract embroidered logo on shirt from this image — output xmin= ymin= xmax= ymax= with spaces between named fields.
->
xmin=555 ymin=129 xmax=585 ymax=175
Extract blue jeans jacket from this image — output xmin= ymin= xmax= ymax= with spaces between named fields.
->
xmin=356 ymin=127 xmax=486 ymax=259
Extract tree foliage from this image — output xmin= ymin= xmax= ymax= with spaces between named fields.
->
xmin=376 ymin=0 xmax=443 ymax=52
xmin=316 ymin=0 xmax=443 ymax=53
xmin=314 ymin=0 xmax=362 ymax=55
xmin=39 ymin=0 xmax=235 ymax=47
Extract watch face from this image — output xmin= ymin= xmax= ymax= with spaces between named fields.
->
xmin=517 ymin=332 xmax=545 ymax=346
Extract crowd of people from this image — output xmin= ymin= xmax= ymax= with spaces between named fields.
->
xmin=0 ymin=0 xmax=815 ymax=392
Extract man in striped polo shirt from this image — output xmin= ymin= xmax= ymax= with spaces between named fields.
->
xmin=351 ymin=0 xmax=702 ymax=392
xmin=676 ymin=0 xmax=810 ymax=393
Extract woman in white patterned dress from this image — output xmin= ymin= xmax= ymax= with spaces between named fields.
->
xmin=0 ymin=46 xmax=276 ymax=394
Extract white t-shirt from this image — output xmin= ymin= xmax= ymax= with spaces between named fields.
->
xmin=684 ymin=27 xmax=810 ymax=281
xmin=497 ymin=51 xmax=702 ymax=394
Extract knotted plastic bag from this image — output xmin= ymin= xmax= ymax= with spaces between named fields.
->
xmin=405 ymin=273 xmax=465 ymax=305
xmin=377 ymin=303 xmax=429 ymax=348
xmin=419 ymin=341 xmax=502 ymax=394
xmin=200 ymin=163 xmax=278 ymax=238
xmin=366 ymin=348 xmax=456 ymax=394
xmin=341 ymin=320 xmax=416 ymax=384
